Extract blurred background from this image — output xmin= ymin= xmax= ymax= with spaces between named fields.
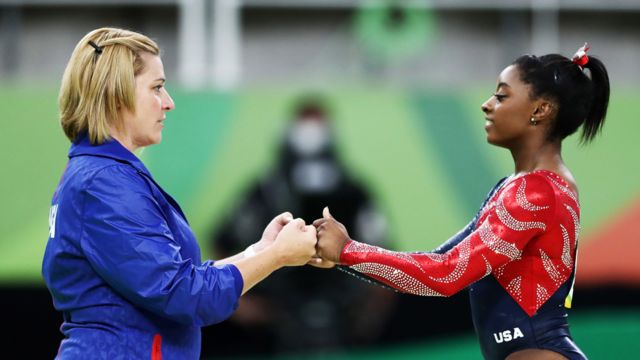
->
xmin=1 ymin=0 xmax=639 ymax=358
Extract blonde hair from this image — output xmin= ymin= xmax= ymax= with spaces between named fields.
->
xmin=59 ymin=27 xmax=160 ymax=144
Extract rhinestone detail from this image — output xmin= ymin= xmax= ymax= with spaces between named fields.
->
xmin=506 ymin=276 xmax=522 ymax=302
xmin=496 ymin=189 xmax=546 ymax=231
xmin=478 ymin=219 xmax=521 ymax=260
xmin=540 ymin=249 xmax=563 ymax=286
xmin=429 ymin=238 xmax=471 ymax=283
xmin=546 ymin=175 xmax=578 ymax=204
xmin=516 ymin=178 xmax=550 ymax=211
xmin=560 ymin=224 xmax=573 ymax=269
xmin=350 ymin=262 xmax=444 ymax=296
xmin=345 ymin=241 xmax=426 ymax=273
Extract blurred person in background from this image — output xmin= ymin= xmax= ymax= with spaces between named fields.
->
xmin=41 ymin=27 xmax=318 ymax=359
xmin=313 ymin=44 xmax=609 ymax=360
xmin=210 ymin=95 xmax=396 ymax=354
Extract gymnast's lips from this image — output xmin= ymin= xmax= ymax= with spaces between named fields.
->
xmin=484 ymin=118 xmax=493 ymax=130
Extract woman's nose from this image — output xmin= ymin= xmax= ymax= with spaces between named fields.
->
xmin=163 ymin=91 xmax=175 ymax=111
xmin=481 ymin=99 xmax=491 ymax=114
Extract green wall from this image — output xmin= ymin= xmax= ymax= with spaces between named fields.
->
xmin=1 ymin=87 xmax=638 ymax=283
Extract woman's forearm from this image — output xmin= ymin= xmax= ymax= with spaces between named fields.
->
xmin=214 ymin=240 xmax=268 ymax=266
xmin=232 ymin=246 xmax=284 ymax=295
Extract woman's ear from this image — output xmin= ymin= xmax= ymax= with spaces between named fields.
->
xmin=532 ymin=99 xmax=556 ymax=123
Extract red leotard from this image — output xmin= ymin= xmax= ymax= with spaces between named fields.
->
xmin=340 ymin=170 xmax=579 ymax=317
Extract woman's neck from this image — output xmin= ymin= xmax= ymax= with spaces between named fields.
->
xmin=108 ymin=126 xmax=138 ymax=153
xmin=510 ymin=139 xmax=563 ymax=175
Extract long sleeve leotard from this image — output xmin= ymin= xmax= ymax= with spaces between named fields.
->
xmin=338 ymin=170 xmax=586 ymax=359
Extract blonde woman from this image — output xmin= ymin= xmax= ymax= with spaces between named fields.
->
xmin=42 ymin=27 xmax=317 ymax=359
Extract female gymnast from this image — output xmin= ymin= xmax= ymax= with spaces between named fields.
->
xmin=313 ymin=44 xmax=609 ymax=360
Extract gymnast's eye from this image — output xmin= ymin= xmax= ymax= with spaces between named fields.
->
xmin=493 ymin=93 xmax=507 ymax=102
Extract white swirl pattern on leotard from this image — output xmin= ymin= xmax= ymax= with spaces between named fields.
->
xmin=478 ymin=219 xmax=522 ymax=261
xmin=536 ymin=284 xmax=550 ymax=309
xmin=516 ymin=178 xmax=550 ymax=211
xmin=429 ymin=238 xmax=471 ymax=283
xmin=506 ymin=276 xmax=522 ymax=302
xmin=425 ymin=252 xmax=447 ymax=263
xmin=540 ymin=249 xmax=563 ymax=286
xmin=482 ymin=255 xmax=493 ymax=278
xmin=560 ymin=224 xmax=573 ymax=269
xmin=344 ymin=241 xmax=426 ymax=273
xmin=496 ymin=186 xmax=547 ymax=231
xmin=349 ymin=262 xmax=444 ymax=296
xmin=565 ymin=203 xmax=580 ymax=244
xmin=546 ymin=175 xmax=578 ymax=204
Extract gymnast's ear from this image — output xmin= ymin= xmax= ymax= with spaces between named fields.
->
xmin=531 ymin=98 xmax=556 ymax=124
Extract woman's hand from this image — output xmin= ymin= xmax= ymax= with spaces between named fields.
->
xmin=235 ymin=218 xmax=317 ymax=294
xmin=254 ymin=212 xmax=293 ymax=252
xmin=313 ymin=207 xmax=351 ymax=264
xmin=271 ymin=218 xmax=317 ymax=267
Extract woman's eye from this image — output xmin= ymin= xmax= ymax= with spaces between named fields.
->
xmin=493 ymin=93 xmax=507 ymax=102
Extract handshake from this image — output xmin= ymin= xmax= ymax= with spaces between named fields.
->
xmin=252 ymin=207 xmax=350 ymax=269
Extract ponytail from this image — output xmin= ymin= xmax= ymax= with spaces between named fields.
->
xmin=580 ymin=56 xmax=610 ymax=143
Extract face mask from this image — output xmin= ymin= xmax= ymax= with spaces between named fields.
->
xmin=287 ymin=119 xmax=331 ymax=157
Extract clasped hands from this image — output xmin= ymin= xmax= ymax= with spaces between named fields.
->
xmin=255 ymin=207 xmax=350 ymax=269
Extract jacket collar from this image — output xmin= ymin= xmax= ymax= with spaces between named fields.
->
xmin=68 ymin=132 xmax=152 ymax=177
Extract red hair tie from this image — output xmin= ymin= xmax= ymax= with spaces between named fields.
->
xmin=571 ymin=43 xmax=590 ymax=67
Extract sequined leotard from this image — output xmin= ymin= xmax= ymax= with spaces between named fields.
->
xmin=338 ymin=170 xmax=587 ymax=359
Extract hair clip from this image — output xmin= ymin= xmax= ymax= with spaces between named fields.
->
xmin=88 ymin=40 xmax=103 ymax=55
xmin=571 ymin=43 xmax=590 ymax=67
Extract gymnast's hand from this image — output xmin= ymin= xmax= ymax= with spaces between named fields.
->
xmin=313 ymin=207 xmax=351 ymax=264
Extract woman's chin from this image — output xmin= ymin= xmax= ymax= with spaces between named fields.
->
xmin=136 ymin=134 xmax=162 ymax=148
xmin=149 ymin=132 xmax=162 ymax=146
xmin=486 ymin=137 xmax=510 ymax=149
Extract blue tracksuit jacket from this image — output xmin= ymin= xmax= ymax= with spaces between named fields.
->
xmin=42 ymin=134 xmax=244 ymax=359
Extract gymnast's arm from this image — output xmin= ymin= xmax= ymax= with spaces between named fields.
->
xmin=315 ymin=174 xmax=555 ymax=297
